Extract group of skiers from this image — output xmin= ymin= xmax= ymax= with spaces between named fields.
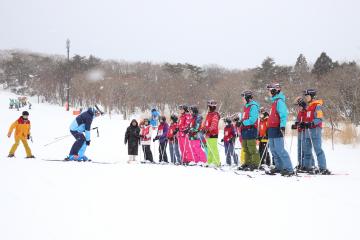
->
xmin=5 ymin=82 xmax=331 ymax=177
xmin=124 ymin=83 xmax=331 ymax=176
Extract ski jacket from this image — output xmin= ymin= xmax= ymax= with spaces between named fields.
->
xmin=223 ymin=124 xmax=236 ymax=143
xmin=241 ymin=100 xmax=259 ymax=139
xmin=304 ymin=100 xmax=324 ymax=128
xmin=296 ymin=109 xmax=307 ymax=132
xmin=156 ymin=122 xmax=169 ymax=144
xmin=70 ymin=108 xmax=94 ymax=141
xmin=258 ymin=118 xmax=269 ymax=141
xmin=167 ymin=122 xmax=179 ymax=143
xmin=203 ymin=111 xmax=220 ymax=138
xmin=268 ymin=92 xmax=288 ymax=138
xmin=8 ymin=116 xmax=31 ymax=139
xmin=189 ymin=114 xmax=203 ymax=140
xmin=178 ymin=113 xmax=192 ymax=137
xmin=150 ymin=111 xmax=160 ymax=127
xmin=140 ymin=125 xmax=152 ymax=145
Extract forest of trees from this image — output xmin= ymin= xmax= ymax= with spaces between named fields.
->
xmin=0 ymin=49 xmax=359 ymax=125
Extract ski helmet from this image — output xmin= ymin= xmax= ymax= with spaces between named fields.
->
xmin=160 ymin=116 xmax=166 ymax=122
xmin=170 ymin=114 xmax=178 ymax=123
xmin=224 ymin=118 xmax=232 ymax=124
xmin=303 ymin=89 xmax=317 ymax=98
xmin=241 ymin=90 xmax=253 ymax=101
xmin=94 ymin=104 xmax=105 ymax=115
xmin=178 ymin=104 xmax=189 ymax=112
xmin=151 ymin=108 xmax=157 ymax=112
xmin=266 ymin=83 xmax=281 ymax=96
xmin=22 ymin=111 xmax=29 ymax=116
xmin=190 ymin=105 xmax=199 ymax=115
xmin=207 ymin=99 xmax=217 ymax=107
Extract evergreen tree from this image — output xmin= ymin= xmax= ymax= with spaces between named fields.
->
xmin=312 ymin=52 xmax=334 ymax=78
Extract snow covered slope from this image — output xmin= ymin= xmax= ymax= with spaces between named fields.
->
xmin=0 ymin=91 xmax=359 ymax=240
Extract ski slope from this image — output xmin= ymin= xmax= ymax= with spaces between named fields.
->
xmin=0 ymin=90 xmax=359 ymax=240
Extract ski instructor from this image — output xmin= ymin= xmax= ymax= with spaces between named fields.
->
xmin=66 ymin=105 xmax=104 ymax=161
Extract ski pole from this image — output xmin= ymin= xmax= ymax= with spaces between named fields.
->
xmin=257 ymin=140 xmax=269 ymax=169
xmin=44 ymin=135 xmax=72 ymax=147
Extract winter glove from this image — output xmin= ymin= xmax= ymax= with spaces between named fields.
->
xmin=280 ymin=127 xmax=286 ymax=136
xmin=304 ymin=122 xmax=314 ymax=129
xmin=291 ymin=124 xmax=297 ymax=130
xmin=235 ymin=120 xmax=243 ymax=127
xmin=221 ymin=138 xmax=224 ymax=142
xmin=139 ymin=134 xmax=144 ymax=138
xmin=86 ymin=140 xmax=91 ymax=146
xmin=27 ymin=134 xmax=30 ymax=140
xmin=299 ymin=122 xmax=306 ymax=129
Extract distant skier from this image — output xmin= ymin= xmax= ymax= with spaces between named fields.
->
xmin=124 ymin=119 xmax=141 ymax=164
xmin=66 ymin=105 xmax=104 ymax=161
xmin=153 ymin=116 xmax=169 ymax=163
xmin=167 ymin=114 xmax=181 ymax=165
xmin=202 ymin=100 xmax=221 ymax=167
xmin=150 ymin=108 xmax=160 ymax=128
xmin=189 ymin=105 xmax=207 ymax=165
xmin=177 ymin=104 xmax=193 ymax=164
xmin=140 ymin=118 xmax=154 ymax=163
xmin=221 ymin=118 xmax=238 ymax=167
xmin=7 ymin=111 xmax=35 ymax=158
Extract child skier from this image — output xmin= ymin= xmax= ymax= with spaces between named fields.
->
xmin=221 ymin=118 xmax=238 ymax=166
xmin=7 ymin=111 xmax=35 ymax=158
xmin=150 ymin=108 xmax=160 ymax=128
xmin=140 ymin=118 xmax=154 ymax=163
xmin=177 ymin=104 xmax=193 ymax=165
xmin=67 ymin=105 xmax=104 ymax=161
xmin=167 ymin=114 xmax=181 ymax=165
xmin=189 ymin=106 xmax=207 ymax=165
xmin=258 ymin=108 xmax=271 ymax=167
xmin=202 ymin=100 xmax=221 ymax=167
xmin=301 ymin=89 xmax=331 ymax=175
xmin=153 ymin=116 xmax=169 ymax=163
xmin=124 ymin=119 xmax=141 ymax=163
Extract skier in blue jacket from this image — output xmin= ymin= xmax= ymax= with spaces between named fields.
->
xmin=66 ymin=105 xmax=104 ymax=161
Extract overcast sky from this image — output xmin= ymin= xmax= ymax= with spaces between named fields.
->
xmin=1 ymin=0 xmax=360 ymax=69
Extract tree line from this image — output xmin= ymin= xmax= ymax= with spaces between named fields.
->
xmin=0 ymin=49 xmax=359 ymax=125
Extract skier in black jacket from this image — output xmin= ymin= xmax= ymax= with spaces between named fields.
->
xmin=124 ymin=119 xmax=141 ymax=163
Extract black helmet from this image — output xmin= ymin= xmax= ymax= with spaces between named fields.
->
xmin=170 ymin=114 xmax=178 ymax=123
xmin=224 ymin=118 xmax=232 ymax=124
xmin=241 ymin=90 xmax=253 ymax=101
xmin=178 ymin=104 xmax=189 ymax=112
xmin=160 ymin=116 xmax=166 ymax=122
xmin=190 ymin=105 xmax=199 ymax=115
xmin=304 ymin=89 xmax=317 ymax=98
xmin=266 ymin=83 xmax=281 ymax=96
xmin=22 ymin=111 xmax=29 ymax=116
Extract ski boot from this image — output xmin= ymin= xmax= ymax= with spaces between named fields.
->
xmin=281 ymin=170 xmax=295 ymax=177
xmin=319 ymin=169 xmax=331 ymax=175
xmin=26 ymin=155 xmax=35 ymax=159
xmin=265 ymin=166 xmax=281 ymax=175
xmin=7 ymin=154 xmax=15 ymax=158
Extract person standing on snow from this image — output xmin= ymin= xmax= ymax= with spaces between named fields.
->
xmin=167 ymin=114 xmax=181 ymax=165
xmin=153 ymin=116 xmax=169 ymax=163
xmin=150 ymin=108 xmax=160 ymax=128
xmin=258 ymin=108 xmax=271 ymax=167
xmin=124 ymin=119 xmax=141 ymax=163
xmin=177 ymin=104 xmax=193 ymax=165
xmin=236 ymin=91 xmax=261 ymax=171
xmin=202 ymin=100 xmax=221 ymax=167
xmin=7 ymin=111 xmax=35 ymax=158
xmin=301 ymin=89 xmax=331 ymax=175
xmin=188 ymin=105 xmax=207 ymax=165
xmin=140 ymin=118 xmax=154 ymax=163
xmin=221 ymin=118 xmax=238 ymax=167
xmin=67 ymin=105 xmax=104 ymax=161
xmin=266 ymin=83 xmax=294 ymax=176
xmin=291 ymin=97 xmax=314 ymax=171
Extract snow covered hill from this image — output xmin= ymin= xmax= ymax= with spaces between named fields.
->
xmin=0 ymin=90 xmax=359 ymax=240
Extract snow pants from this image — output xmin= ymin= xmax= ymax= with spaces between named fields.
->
xmin=178 ymin=135 xmax=194 ymax=163
xmin=259 ymin=141 xmax=271 ymax=166
xmin=206 ymin=138 xmax=220 ymax=166
xmin=169 ymin=141 xmax=181 ymax=164
xmin=298 ymin=131 xmax=314 ymax=168
xmin=159 ymin=142 xmax=168 ymax=163
xmin=241 ymin=139 xmax=260 ymax=168
xmin=9 ymin=137 xmax=32 ymax=157
xmin=303 ymin=128 xmax=327 ymax=170
xmin=142 ymin=145 xmax=154 ymax=162
xmin=269 ymin=137 xmax=293 ymax=171
xmin=190 ymin=139 xmax=207 ymax=163
xmin=224 ymin=141 xmax=238 ymax=166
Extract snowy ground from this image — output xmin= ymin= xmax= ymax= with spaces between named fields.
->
xmin=0 ymin=91 xmax=359 ymax=240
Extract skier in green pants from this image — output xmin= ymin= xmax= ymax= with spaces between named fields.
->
xmin=202 ymin=100 xmax=221 ymax=167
